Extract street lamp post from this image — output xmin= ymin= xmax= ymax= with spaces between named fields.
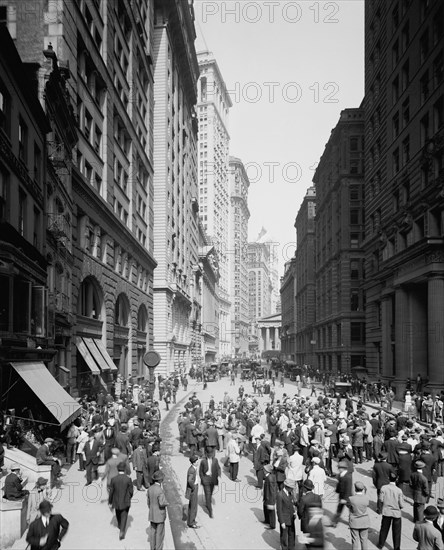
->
xmin=143 ymin=350 xmax=161 ymax=403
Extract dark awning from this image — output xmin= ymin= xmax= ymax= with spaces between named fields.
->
xmin=10 ymin=362 xmax=81 ymax=431
xmin=76 ymin=337 xmax=100 ymax=374
xmin=94 ymin=339 xmax=118 ymax=372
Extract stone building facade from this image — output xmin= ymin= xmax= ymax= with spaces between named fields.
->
xmin=228 ymin=156 xmax=250 ymax=358
xmin=364 ymin=0 xmax=444 ymax=392
xmin=152 ymin=0 xmax=201 ymax=376
xmin=313 ymin=108 xmax=366 ymax=374
xmin=294 ymin=186 xmax=317 ymax=367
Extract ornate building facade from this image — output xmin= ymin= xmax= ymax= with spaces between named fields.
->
xmin=196 ymin=50 xmax=232 ymax=359
xmin=313 ymin=108 xmax=366 ymax=374
xmin=152 ymin=0 xmax=200 ymax=376
xmin=8 ymin=0 xmax=157 ymax=395
xmin=228 ymin=156 xmax=250 ymax=358
xmin=294 ymin=187 xmax=316 ymax=367
xmin=280 ymin=257 xmax=297 ymax=361
xmin=364 ymin=0 xmax=444 ymax=392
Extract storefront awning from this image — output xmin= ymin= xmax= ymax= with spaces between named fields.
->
xmin=82 ymin=338 xmax=111 ymax=372
xmin=94 ymin=339 xmax=118 ymax=372
xmin=76 ymin=337 xmax=100 ymax=374
xmin=10 ymin=362 xmax=82 ymax=431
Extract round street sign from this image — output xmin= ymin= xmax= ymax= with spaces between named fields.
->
xmin=143 ymin=350 xmax=161 ymax=368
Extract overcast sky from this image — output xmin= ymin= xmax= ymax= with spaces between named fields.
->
xmin=194 ymin=0 xmax=365 ymax=273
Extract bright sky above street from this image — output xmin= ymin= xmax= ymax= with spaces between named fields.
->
xmin=195 ymin=0 xmax=365 ymax=272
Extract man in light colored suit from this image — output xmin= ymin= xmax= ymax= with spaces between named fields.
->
xmin=147 ymin=470 xmax=169 ymax=550
xmin=348 ymin=481 xmax=370 ymax=550
xmin=413 ymin=505 xmax=444 ymax=550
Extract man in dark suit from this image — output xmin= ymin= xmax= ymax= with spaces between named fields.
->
xmin=26 ymin=500 xmax=69 ymax=550
xmin=115 ymin=424 xmax=132 ymax=457
xmin=3 ymin=463 xmax=29 ymax=500
xmin=35 ymin=438 xmax=61 ymax=486
xmin=147 ymin=449 xmax=161 ymax=486
xmin=332 ymin=460 xmax=353 ymax=526
xmin=262 ymin=463 xmax=277 ymax=529
xmin=203 ymin=421 xmax=218 ymax=454
xmin=298 ymin=479 xmax=322 ymax=534
xmin=186 ymin=455 xmax=199 ymax=528
xmin=410 ymin=460 xmax=430 ymax=522
xmin=276 ymin=478 xmax=296 ymax=550
xmin=103 ymin=420 xmax=116 ymax=462
xmin=373 ymin=452 xmax=395 ymax=513
xmin=83 ymin=430 xmax=102 ymax=485
xmin=108 ymin=461 xmax=134 ymax=540
xmin=199 ymin=448 xmax=221 ymax=518
xmin=413 ymin=505 xmax=443 ymax=550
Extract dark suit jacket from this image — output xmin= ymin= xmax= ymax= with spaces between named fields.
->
xmin=410 ymin=471 xmax=429 ymax=503
xmin=373 ymin=461 xmax=395 ymax=490
xmin=3 ymin=472 xmax=27 ymax=500
xmin=199 ymin=456 xmax=221 ymax=486
xmin=336 ymin=471 xmax=353 ymax=500
xmin=36 ymin=444 xmax=55 ymax=465
xmin=108 ymin=473 xmax=133 ymax=510
xmin=84 ymin=439 xmax=102 ymax=466
xmin=115 ymin=432 xmax=132 ymax=456
xmin=298 ymin=491 xmax=322 ymax=533
xmin=147 ymin=455 xmax=161 ymax=484
xmin=420 ymin=452 xmax=437 ymax=482
xmin=26 ymin=514 xmax=69 ymax=550
xmin=186 ymin=465 xmax=198 ymax=497
xmin=276 ymin=488 xmax=295 ymax=526
xmin=263 ymin=472 xmax=277 ymax=506
xmin=204 ymin=427 xmax=219 ymax=447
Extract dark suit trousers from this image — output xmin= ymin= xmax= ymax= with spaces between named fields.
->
xmin=378 ymin=516 xmax=401 ymax=550
xmin=263 ymin=503 xmax=276 ymax=528
xmin=413 ymin=502 xmax=425 ymax=523
xmin=149 ymin=521 xmax=165 ymax=550
xmin=116 ymin=507 xmax=129 ymax=534
xmin=86 ymin=462 xmax=98 ymax=484
xmin=202 ymin=483 xmax=214 ymax=516
xmin=256 ymin=469 xmax=264 ymax=489
xmin=279 ymin=520 xmax=295 ymax=550
xmin=187 ymin=488 xmax=198 ymax=526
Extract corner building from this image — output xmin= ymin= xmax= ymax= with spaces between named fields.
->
xmin=8 ymin=0 xmax=157 ymax=394
xmin=152 ymin=0 xmax=201 ymax=376
xmin=364 ymin=0 xmax=444 ymax=392
xmin=294 ymin=187 xmax=316 ymax=367
xmin=313 ymin=108 xmax=366 ymax=375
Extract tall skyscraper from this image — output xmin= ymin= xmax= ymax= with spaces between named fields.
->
xmin=228 ymin=156 xmax=250 ymax=357
xmin=4 ymin=0 xmax=157 ymax=394
xmin=364 ymin=0 xmax=444 ymax=392
xmin=152 ymin=0 xmax=201 ymax=376
xmin=294 ymin=186 xmax=316 ymax=366
xmin=196 ymin=50 xmax=232 ymax=358
xmin=313 ymin=108 xmax=365 ymax=375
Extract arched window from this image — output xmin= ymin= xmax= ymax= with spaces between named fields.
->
xmin=114 ymin=293 xmax=129 ymax=326
xmin=137 ymin=304 xmax=148 ymax=332
xmin=79 ymin=276 xmax=102 ymax=319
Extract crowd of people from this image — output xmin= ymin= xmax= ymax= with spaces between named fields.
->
xmin=2 ymin=366 xmax=444 ymax=550
xmin=176 ymin=369 xmax=444 ymax=550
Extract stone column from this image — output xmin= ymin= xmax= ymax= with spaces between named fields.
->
xmin=264 ymin=327 xmax=270 ymax=351
xmin=395 ymin=287 xmax=409 ymax=379
xmin=381 ymin=296 xmax=393 ymax=378
xmin=275 ymin=327 xmax=280 ymax=350
xmin=428 ymin=275 xmax=444 ymax=386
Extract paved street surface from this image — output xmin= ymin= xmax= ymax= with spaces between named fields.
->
xmin=10 ymin=375 xmax=444 ymax=550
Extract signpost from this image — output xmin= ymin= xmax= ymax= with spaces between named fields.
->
xmin=143 ymin=350 xmax=161 ymax=402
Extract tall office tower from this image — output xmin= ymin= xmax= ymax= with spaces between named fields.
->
xmin=255 ymin=227 xmax=281 ymax=314
xmin=364 ymin=0 xmax=444 ymax=392
xmin=247 ymin=240 xmax=272 ymax=337
xmin=196 ymin=50 xmax=232 ymax=359
xmin=152 ymin=0 xmax=201 ymax=376
xmin=313 ymin=108 xmax=365 ymax=375
xmin=5 ymin=0 xmax=157 ymax=395
xmin=294 ymin=186 xmax=317 ymax=367
xmin=228 ymin=156 xmax=250 ymax=358
xmin=280 ymin=256 xmax=297 ymax=361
